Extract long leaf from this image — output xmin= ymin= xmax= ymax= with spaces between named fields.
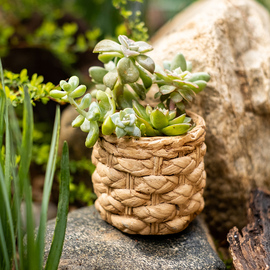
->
xmin=45 ymin=141 xmax=70 ymax=270
xmin=18 ymin=86 xmax=33 ymax=194
xmin=0 ymin=59 xmax=18 ymax=270
xmin=0 ymin=163 xmax=17 ymax=270
xmin=0 ymin=59 xmax=6 ymax=152
xmin=0 ymin=216 xmax=10 ymax=270
xmin=16 ymin=87 xmax=36 ymax=269
xmin=36 ymin=106 xmax=61 ymax=269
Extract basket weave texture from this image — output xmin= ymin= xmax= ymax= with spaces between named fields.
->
xmin=92 ymin=111 xmax=206 ymax=235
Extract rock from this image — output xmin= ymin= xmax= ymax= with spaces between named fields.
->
xmin=44 ymin=206 xmax=225 ymax=270
xmin=147 ymin=0 xmax=270 ymax=238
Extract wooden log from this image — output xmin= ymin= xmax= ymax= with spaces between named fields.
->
xmin=227 ymin=189 xmax=270 ymax=270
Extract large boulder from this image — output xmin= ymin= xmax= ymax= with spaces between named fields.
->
xmin=147 ymin=0 xmax=270 ymax=237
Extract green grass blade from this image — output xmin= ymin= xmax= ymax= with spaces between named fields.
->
xmin=18 ymin=86 xmax=33 ymax=194
xmin=13 ymin=169 xmax=24 ymax=270
xmin=45 ymin=141 xmax=70 ymax=270
xmin=24 ymin=179 xmax=38 ymax=270
xmin=36 ymin=105 xmax=61 ymax=269
xmin=0 ymin=163 xmax=18 ymax=270
xmin=0 ymin=215 xmax=10 ymax=270
xmin=0 ymin=59 xmax=6 ymax=152
xmin=16 ymin=86 xmax=36 ymax=269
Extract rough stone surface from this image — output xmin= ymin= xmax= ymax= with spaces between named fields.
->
xmin=44 ymin=206 xmax=225 ymax=270
xmin=147 ymin=0 xmax=270 ymax=237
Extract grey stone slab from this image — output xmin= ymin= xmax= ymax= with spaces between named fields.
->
xmin=44 ymin=206 xmax=225 ymax=270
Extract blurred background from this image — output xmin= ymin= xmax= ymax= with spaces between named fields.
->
xmin=0 ymin=0 xmax=269 ymax=210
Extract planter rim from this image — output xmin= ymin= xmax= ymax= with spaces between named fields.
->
xmin=99 ymin=110 xmax=205 ymax=148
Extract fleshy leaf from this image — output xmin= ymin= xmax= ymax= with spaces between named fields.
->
xmin=170 ymin=53 xmax=187 ymax=71
xmin=135 ymin=55 xmax=155 ymax=74
xmin=93 ymin=39 xmax=122 ymax=53
xmin=98 ymin=52 xmax=123 ymax=63
xmin=130 ymin=83 xmax=146 ymax=100
xmin=103 ymin=69 xmax=118 ymax=90
xmin=69 ymin=85 xmax=87 ymax=99
xmin=135 ymin=41 xmax=153 ymax=53
xmin=85 ymin=120 xmax=99 ymax=148
xmin=117 ymin=57 xmax=140 ymax=84
xmin=161 ymin=123 xmax=191 ymax=136
xmin=68 ymin=76 xmax=80 ymax=89
xmin=89 ymin=67 xmax=108 ymax=84
xmin=150 ymin=109 xmax=169 ymax=130
xmin=160 ymin=85 xmax=177 ymax=95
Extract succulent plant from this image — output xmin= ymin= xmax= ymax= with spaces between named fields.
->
xmin=89 ymin=35 xmax=154 ymax=108
xmin=50 ymin=35 xmax=210 ymax=148
xmin=154 ymin=53 xmax=210 ymax=112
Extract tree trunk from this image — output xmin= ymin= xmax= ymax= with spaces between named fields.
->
xmin=227 ymin=189 xmax=270 ymax=270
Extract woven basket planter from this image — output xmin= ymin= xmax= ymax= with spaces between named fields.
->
xmin=91 ymin=111 xmax=206 ymax=235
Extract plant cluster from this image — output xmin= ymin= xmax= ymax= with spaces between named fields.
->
xmin=50 ymin=35 xmax=210 ymax=148
xmin=0 ymin=69 xmax=55 ymax=106
xmin=0 ymin=60 xmax=70 ymax=269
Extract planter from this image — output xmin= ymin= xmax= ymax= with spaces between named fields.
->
xmin=91 ymin=111 xmax=206 ymax=235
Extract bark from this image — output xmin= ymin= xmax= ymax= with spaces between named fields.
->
xmin=227 ymin=189 xmax=270 ymax=270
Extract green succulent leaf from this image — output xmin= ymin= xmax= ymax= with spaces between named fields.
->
xmin=116 ymin=87 xmax=136 ymax=109
xmin=168 ymin=110 xmax=176 ymax=120
xmin=135 ymin=55 xmax=155 ymax=74
xmin=189 ymin=80 xmax=207 ymax=93
xmin=69 ymin=85 xmax=87 ymax=99
xmin=161 ymin=123 xmax=191 ymax=136
xmin=68 ymin=76 xmax=80 ymax=90
xmin=186 ymin=61 xmax=192 ymax=72
xmin=178 ymin=88 xmax=195 ymax=102
xmin=85 ymin=120 xmax=99 ymax=148
xmin=78 ymin=93 xmax=92 ymax=110
xmin=168 ymin=113 xmax=186 ymax=125
xmin=72 ymin=115 xmax=85 ymax=127
xmin=60 ymin=81 xmax=71 ymax=92
xmin=89 ymin=67 xmax=108 ymax=84
xmin=150 ymin=109 xmax=169 ymax=130
xmin=155 ymin=72 xmax=172 ymax=83
xmin=115 ymin=126 xmax=127 ymax=138
xmin=132 ymin=99 xmax=150 ymax=123
xmin=102 ymin=116 xmax=116 ymax=135
xmin=146 ymin=104 xmax=153 ymax=116
xmin=86 ymin=101 xmax=101 ymax=121
xmin=176 ymin=102 xmax=185 ymax=111
xmin=139 ymin=123 xmax=146 ymax=136
xmin=98 ymin=52 xmax=123 ymax=63
xmin=50 ymin=90 xmax=67 ymax=98
xmin=136 ymin=116 xmax=162 ymax=136
xmin=137 ymin=65 xmax=152 ymax=89
xmin=80 ymin=118 xmax=90 ymax=132
xmin=170 ymin=91 xmax=183 ymax=103
xmin=187 ymin=72 xmax=210 ymax=82
xmin=170 ymin=53 xmax=187 ymax=71
xmin=163 ymin=60 xmax=171 ymax=70
xmin=130 ymin=83 xmax=146 ymax=100
xmin=160 ymin=85 xmax=177 ymax=95
xmin=135 ymin=41 xmax=153 ymax=53
xmin=93 ymin=39 xmax=122 ymax=53
xmin=103 ymin=69 xmax=118 ymax=90
xmin=96 ymin=90 xmax=115 ymax=120
xmin=95 ymin=84 xmax=107 ymax=91
xmin=117 ymin=57 xmax=140 ymax=84
xmin=183 ymin=116 xmax=192 ymax=123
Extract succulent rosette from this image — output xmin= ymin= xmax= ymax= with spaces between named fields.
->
xmin=50 ymin=35 xmax=210 ymax=148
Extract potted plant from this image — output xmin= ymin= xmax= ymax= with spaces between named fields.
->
xmin=50 ymin=35 xmax=210 ymax=235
